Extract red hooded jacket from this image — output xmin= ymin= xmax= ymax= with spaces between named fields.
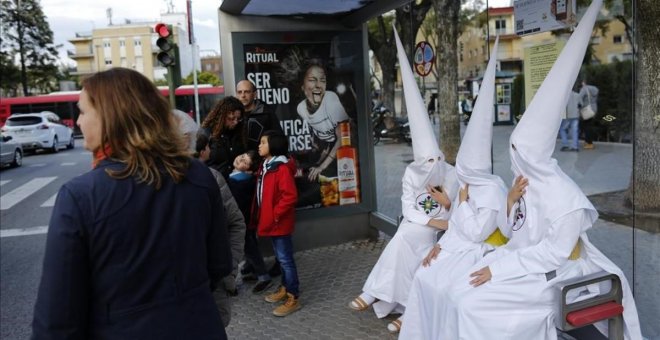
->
xmin=251 ymin=156 xmax=298 ymax=236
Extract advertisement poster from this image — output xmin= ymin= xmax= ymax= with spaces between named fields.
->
xmin=235 ymin=32 xmax=363 ymax=210
xmin=523 ymin=40 xmax=565 ymax=107
xmin=514 ymin=0 xmax=577 ymax=36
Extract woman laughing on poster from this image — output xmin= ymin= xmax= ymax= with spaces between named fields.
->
xmin=296 ymin=60 xmax=351 ymax=182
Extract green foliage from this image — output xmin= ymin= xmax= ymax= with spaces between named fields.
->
xmin=581 ymin=60 xmax=633 ymax=142
xmin=182 ymin=71 xmax=222 ymax=86
xmin=0 ymin=0 xmax=61 ymax=95
xmin=0 ymin=50 xmax=21 ymax=96
xmin=154 ymin=79 xmax=169 ymax=86
xmin=511 ymin=74 xmax=525 ymax=121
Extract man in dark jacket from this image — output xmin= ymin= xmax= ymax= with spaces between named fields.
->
xmin=236 ymin=79 xmax=284 ymax=280
xmin=236 ymin=80 xmax=284 ymax=151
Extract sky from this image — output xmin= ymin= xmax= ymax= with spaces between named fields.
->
xmin=41 ymin=0 xmax=222 ymax=66
xmin=41 ymin=0 xmax=513 ymax=66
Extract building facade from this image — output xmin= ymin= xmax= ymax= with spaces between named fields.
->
xmin=67 ymin=13 xmax=196 ymax=81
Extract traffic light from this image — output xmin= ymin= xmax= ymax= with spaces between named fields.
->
xmin=155 ymin=23 xmax=176 ymax=67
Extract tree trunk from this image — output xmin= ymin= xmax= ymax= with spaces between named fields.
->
xmin=628 ymin=0 xmax=660 ymax=211
xmin=434 ymin=0 xmax=461 ymax=165
xmin=396 ymin=0 xmax=433 ymax=117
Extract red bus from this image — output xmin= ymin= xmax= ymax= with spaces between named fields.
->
xmin=0 ymin=85 xmax=224 ymax=135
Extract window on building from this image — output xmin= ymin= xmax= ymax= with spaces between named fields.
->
xmin=104 ymin=59 xmax=112 ymax=67
xmin=613 ymin=35 xmax=623 ymax=44
xmin=120 ymin=57 xmax=127 ymax=67
xmin=119 ymin=40 xmax=126 ymax=47
xmin=134 ymin=39 xmax=142 ymax=47
xmin=103 ymin=41 xmax=111 ymax=48
xmin=591 ymin=36 xmax=602 ymax=44
xmin=495 ymin=18 xmax=507 ymax=35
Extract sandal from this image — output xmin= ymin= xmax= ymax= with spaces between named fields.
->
xmin=348 ymin=296 xmax=371 ymax=311
xmin=387 ymin=319 xmax=402 ymax=333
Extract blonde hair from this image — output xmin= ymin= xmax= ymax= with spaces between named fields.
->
xmin=81 ymin=68 xmax=190 ymax=188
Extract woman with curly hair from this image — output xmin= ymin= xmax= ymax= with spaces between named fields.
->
xmin=201 ymin=96 xmax=247 ymax=178
xmin=32 ymin=67 xmax=232 ymax=339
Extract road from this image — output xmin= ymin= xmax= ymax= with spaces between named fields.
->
xmin=1 ymin=145 xmax=91 ymax=339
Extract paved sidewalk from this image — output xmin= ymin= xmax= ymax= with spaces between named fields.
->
xmin=226 ymin=239 xmax=401 ymax=339
xmin=224 ymin=124 xmax=658 ymax=339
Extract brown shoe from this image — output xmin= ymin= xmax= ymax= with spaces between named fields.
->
xmin=265 ymin=286 xmax=287 ymax=303
xmin=583 ymin=143 xmax=594 ymax=149
xmin=273 ymin=293 xmax=301 ymax=317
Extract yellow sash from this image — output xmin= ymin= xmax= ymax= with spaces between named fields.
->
xmin=484 ymin=229 xmax=508 ymax=247
xmin=568 ymin=240 xmax=581 ymax=260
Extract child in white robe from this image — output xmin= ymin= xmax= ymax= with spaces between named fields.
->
xmin=432 ymin=1 xmax=642 ymax=339
xmin=347 ymin=26 xmax=458 ymax=333
xmin=399 ymin=38 xmax=510 ymax=340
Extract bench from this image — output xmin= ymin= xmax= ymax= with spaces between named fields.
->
xmin=555 ymin=271 xmax=624 ymax=340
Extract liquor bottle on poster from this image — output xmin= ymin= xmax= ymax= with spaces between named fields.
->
xmin=337 ymin=121 xmax=359 ymax=205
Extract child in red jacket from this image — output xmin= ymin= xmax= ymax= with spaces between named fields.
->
xmin=254 ymin=130 xmax=300 ymax=316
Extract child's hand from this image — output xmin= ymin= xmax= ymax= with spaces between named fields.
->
xmin=508 ymin=175 xmax=528 ymax=205
xmin=426 ymin=185 xmax=451 ymax=210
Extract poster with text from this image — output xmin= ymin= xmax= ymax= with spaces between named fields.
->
xmin=236 ymin=32 xmax=364 ymax=210
xmin=514 ymin=0 xmax=577 ymax=36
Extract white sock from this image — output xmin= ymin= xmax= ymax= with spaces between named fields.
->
xmin=351 ymin=292 xmax=375 ymax=308
xmin=387 ymin=317 xmax=403 ymax=332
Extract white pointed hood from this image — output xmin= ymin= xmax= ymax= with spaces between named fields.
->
xmin=394 ymin=25 xmax=447 ymax=191
xmin=455 ymin=38 xmax=507 ymax=228
xmin=510 ymin=0 xmax=601 ymax=227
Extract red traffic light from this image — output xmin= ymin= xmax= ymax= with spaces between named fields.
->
xmin=155 ymin=23 xmax=171 ymax=38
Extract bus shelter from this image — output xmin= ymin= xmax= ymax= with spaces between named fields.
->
xmin=218 ymin=0 xmax=409 ymax=251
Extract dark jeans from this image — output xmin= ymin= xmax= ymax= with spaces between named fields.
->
xmin=271 ymin=235 xmax=299 ymax=297
xmin=243 ymin=229 xmax=269 ymax=281
xmin=581 ymin=117 xmax=596 ymax=144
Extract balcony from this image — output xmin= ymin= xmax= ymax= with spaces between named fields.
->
xmin=67 ymin=49 xmax=94 ymax=59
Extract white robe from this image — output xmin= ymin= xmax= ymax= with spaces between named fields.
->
xmin=439 ymin=209 xmax=642 ymax=340
xmin=362 ymin=166 xmax=458 ymax=318
xmin=399 ymin=201 xmax=499 ymax=340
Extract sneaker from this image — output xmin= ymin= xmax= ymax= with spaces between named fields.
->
xmin=273 ymin=293 xmax=301 ymax=317
xmin=241 ymin=272 xmax=258 ymax=282
xmin=265 ymin=286 xmax=287 ymax=303
xmin=560 ymin=146 xmax=570 ymax=152
xmin=583 ymin=143 xmax=594 ymax=150
xmin=252 ymin=279 xmax=273 ymax=294
xmin=569 ymin=148 xmax=579 ymax=152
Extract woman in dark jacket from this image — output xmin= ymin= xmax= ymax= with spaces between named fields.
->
xmin=201 ymin=97 xmax=247 ymax=178
xmin=31 ymin=68 xmax=232 ymax=340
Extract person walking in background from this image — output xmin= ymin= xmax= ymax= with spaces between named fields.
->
xmin=236 ymin=80 xmax=283 ymax=152
xmin=32 ymin=68 xmax=232 ymax=339
xmin=579 ymin=79 xmax=599 ymax=150
xmin=254 ymin=130 xmax=301 ymax=317
xmin=200 ymin=97 xmax=247 ymax=178
xmin=427 ymin=93 xmax=437 ymax=124
xmin=461 ymin=95 xmax=473 ymax=125
xmin=560 ymin=89 xmax=581 ymax=151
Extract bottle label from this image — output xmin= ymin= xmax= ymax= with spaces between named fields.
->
xmin=337 ymin=157 xmax=358 ymax=192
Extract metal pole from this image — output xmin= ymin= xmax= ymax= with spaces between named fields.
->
xmin=187 ymin=0 xmax=201 ymax=123
xmin=167 ymin=67 xmax=176 ymax=108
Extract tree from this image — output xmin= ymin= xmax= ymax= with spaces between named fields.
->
xmin=629 ymin=0 xmax=660 ymax=212
xmin=367 ymin=0 xmax=432 ymax=116
xmin=0 ymin=0 xmax=60 ymax=96
xmin=0 ymin=50 xmax=21 ymax=96
xmin=434 ymin=0 xmax=462 ymax=164
xmin=182 ymin=71 xmax=222 ymax=86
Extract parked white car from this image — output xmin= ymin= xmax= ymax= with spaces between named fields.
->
xmin=1 ymin=112 xmax=74 ymax=153
xmin=0 ymin=134 xmax=23 ymax=168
